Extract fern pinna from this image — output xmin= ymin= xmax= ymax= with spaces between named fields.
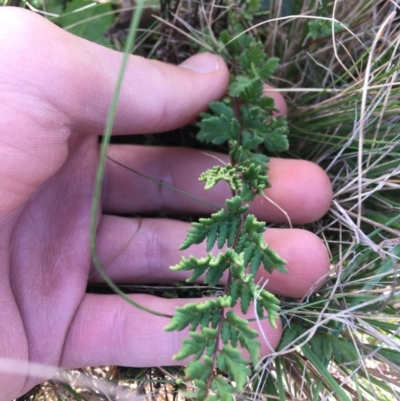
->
xmin=165 ymin=23 xmax=289 ymax=401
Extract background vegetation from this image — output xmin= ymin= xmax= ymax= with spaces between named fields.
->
xmin=5 ymin=0 xmax=400 ymax=400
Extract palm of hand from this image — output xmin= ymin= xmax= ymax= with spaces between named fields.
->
xmin=2 ymin=133 xmax=98 ymax=395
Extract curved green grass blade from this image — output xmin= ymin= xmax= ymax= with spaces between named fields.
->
xmin=90 ymin=0 xmax=171 ymax=318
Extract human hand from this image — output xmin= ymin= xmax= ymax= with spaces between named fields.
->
xmin=0 ymin=7 xmax=332 ymax=400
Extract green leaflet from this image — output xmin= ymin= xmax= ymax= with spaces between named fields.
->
xmin=197 ymin=113 xmax=240 ymax=145
xmin=308 ymin=19 xmax=347 ymax=40
xmin=171 ymin=253 xmax=235 ymax=286
xmin=240 ymin=162 xmax=269 ymax=201
xmin=165 ymin=296 xmax=232 ymax=332
xmin=171 ymin=249 xmax=244 ymax=287
xmin=199 ymin=162 xmax=270 ymax=201
xmin=185 ymin=360 xmax=210 ymax=381
xmin=229 ymin=75 xmax=264 ymax=102
xmin=200 ymin=164 xmax=242 ymax=191
xmin=256 ymin=288 xmax=281 ymax=328
xmin=179 ymin=196 xmax=248 ymax=251
xmin=247 ymin=0 xmax=260 ymax=13
xmin=239 ymin=105 xmax=289 ymax=154
xmin=210 ymin=376 xmax=236 ymax=401
xmin=216 ymin=346 xmax=251 ymax=391
xmin=263 ymin=116 xmax=290 ymax=152
xmin=208 ymin=101 xmax=235 ymax=119
xmin=236 ymin=215 xmax=287 ymax=275
xmin=239 ymin=42 xmax=279 ymax=81
xmin=224 ymin=310 xmax=260 ymax=365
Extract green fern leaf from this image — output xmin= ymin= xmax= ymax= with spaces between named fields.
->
xmin=241 ymin=129 xmax=265 ymax=149
xmin=240 ymin=284 xmax=252 ymax=314
xmin=205 ymin=254 xmax=229 ymax=287
xmin=164 ymin=305 xmax=197 ymax=332
xmin=206 ymin=250 xmax=244 ymax=286
xmin=240 ymin=105 xmax=265 ymax=131
xmin=229 ymin=279 xmax=241 ymax=306
xmin=277 ymin=325 xmax=304 ymax=351
xmin=239 ymin=331 xmax=260 ymax=365
xmin=229 ymin=76 xmax=264 ymax=102
xmin=173 ymin=333 xmax=206 ymax=361
xmin=240 ymin=162 xmax=269 ymax=201
xmin=238 ymin=105 xmax=289 ymax=155
xmin=332 ymin=337 xmax=359 ymax=366
xmin=199 ymin=164 xmax=242 ymax=191
xmin=211 ymin=376 xmax=235 ymax=401
xmin=172 ymin=250 xmax=244 ymax=287
xmin=185 ymin=360 xmax=209 ymax=381
xmin=173 ymin=328 xmax=218 ymax=362
xmin=170 ymin=255 xmax=211 ymax=283
xmin=217 ymin=346 xmax=250 ymax=391
xmin=258 ymin=57 xmax=279 ymax=80
xmin=247 ymin=0 xmax=260 ymax=13
xmin=310 ymin=334 xmax=333 ymax=361
xmin=263 ymin=116 xmax=289 ymax=152
xmin=257 ymin=95 xmax=275 ymax=113
xmin=165 ymin=298 xmax=225 ymax=332
xmin=256 ymin=288 xmax=281 ymax=328
xmin=197 ymin=114 xmax=240 ymax=145
xmin=208 ymin=101 xmax=234 ymax=119
xmin=194 ymin=379 xmax=207 ymax=401
xmin=167 ymin=12 xmax=289 ymax=397
xmin=230 ymin=325 xmax=238 ymax=347
xmin=240 ymin=43 xmax=265 ymax=73
xmin=225 ymin=311 xmax=260 ymax=365
xmin=236 ymin=215 xmax=287 ymax=275
xmin=221 ymin=321 xmax=231 ymax=345
xmin=221 ymin=320 xmax=240 ymax=348
xmin=179 ymin=197 xmax=248 ymax=251
xmin=210 ymin=308 xmax=221 ymax=328
xmin=202 ymin=327 xmax=218 ymax=341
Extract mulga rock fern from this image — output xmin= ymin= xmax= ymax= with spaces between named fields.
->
xmin=165 ymin=3 xmax=289 ymax=400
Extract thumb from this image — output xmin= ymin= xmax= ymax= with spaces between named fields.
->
xmin=1 ymin=7 xmax=230 ymax=136
xmin=0 ymin=8 xmax=229 ymax=215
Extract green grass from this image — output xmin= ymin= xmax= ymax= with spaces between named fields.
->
xmin=9 ymin=0 xmax=400 ymax=400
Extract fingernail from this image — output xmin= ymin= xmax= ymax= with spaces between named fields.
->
xmin=179 ymin=53 xmax=220 ymax=73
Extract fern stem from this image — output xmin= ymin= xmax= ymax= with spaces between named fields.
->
xmin=205 ymin=307 xmax=224 ymax=393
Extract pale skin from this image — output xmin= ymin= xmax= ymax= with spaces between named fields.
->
xmin=0 ymin=7 xmax=333 ymax=400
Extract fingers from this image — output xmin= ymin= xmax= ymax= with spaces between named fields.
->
xmin=103 ymin=146 xmax=332 ymax=224
xmin=0 ymin=8 xmax=230 ymax=136
xmin=90 ymin=215 xmax=330 ymax=298
xmin=0 ymin=7 xmax=229 ymax=215
xmin=60 ymin=293 xmax=282 ymax=369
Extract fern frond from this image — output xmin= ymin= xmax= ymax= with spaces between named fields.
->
xmin=166 ymin=2 xmax=290 ymax=396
